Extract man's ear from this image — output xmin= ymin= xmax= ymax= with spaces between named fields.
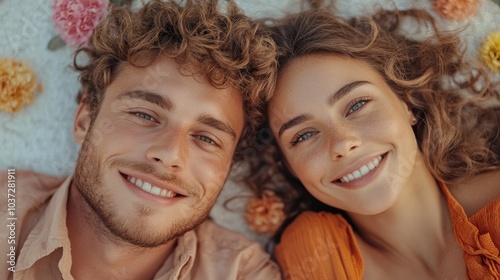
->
xmin=74 ymin=102 xmax=92 ymax=144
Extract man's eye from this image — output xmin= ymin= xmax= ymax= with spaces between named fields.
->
xmin=197 ymin=135 xmax=217 ymax=145
xmin=290 ymin=131 xmax=318 ymax=146
xmin=134 ymin=112 xmax=155 ymax=122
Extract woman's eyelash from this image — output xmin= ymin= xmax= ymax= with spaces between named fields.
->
xmin=347 ymin=97 xmax=371 ymax=115
xmin=290 ymin=130 xmax=318 ymax=146
xmin=287 ymin=97 xmax=371 ymax=147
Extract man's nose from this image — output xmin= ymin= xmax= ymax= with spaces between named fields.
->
xmin=146 ymin=130 xmax=188 ymax=171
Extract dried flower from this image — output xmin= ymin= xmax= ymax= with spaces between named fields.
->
xmin=245 ymin=190 xmax=285 ymax=234
xmin=479 ymin=31 xmax=500 ymax=73
xmin=0 ymin=58 xmax=41 ymax=113
xmin=52 ymin=0 xmax=109 ymax=47
xmin=432 ymin=0 xmax=481 ymax=21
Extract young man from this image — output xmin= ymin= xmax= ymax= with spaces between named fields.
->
xmin=0 ymin=0 xmax=280 ymax=279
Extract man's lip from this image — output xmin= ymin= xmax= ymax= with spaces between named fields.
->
xmin=119 ymin=171 xmax=187 ymax=197
xmin=331 ymin=152 xmax=388 ymax=182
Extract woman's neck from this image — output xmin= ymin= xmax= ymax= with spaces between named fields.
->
xmin=347 ymin=155 xmax=455 ymax=272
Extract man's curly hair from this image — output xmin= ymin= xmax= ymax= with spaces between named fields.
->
xmin=74 ymin=0 xmax=277 ymax=160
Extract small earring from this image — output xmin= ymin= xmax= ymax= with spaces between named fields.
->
xmin=411 ymin=117 xmax=417 ymax=125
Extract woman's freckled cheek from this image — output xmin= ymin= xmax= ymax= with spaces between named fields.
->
xmin=289 ymin=146 xmax=325 ymax=185
xmin=361 ymin=108 xmax=394 ymax=137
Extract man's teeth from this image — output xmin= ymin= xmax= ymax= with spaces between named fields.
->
xmin=340 ymin=155 xmax=383 ymax=183
xmin=127 ymin=176 xmax=177 ymax=198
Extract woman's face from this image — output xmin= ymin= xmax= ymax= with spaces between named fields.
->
xmin=269 ymin=54 xmax=420 ymax=215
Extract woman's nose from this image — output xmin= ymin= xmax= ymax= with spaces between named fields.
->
xmin=328 ymin=124 xmax=360 ymax=160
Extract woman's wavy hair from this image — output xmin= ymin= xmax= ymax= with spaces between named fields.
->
xmin=241 ymin=1 xmax=500 ymax=242
xmin=74 ymin=0 xmax=277 ymax=160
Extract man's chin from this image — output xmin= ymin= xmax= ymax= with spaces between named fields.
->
xmin=103 ymin=210 xmax=211 ymax=248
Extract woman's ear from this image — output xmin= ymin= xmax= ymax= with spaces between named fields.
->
xmin=73 ymin=102 xmax=92 ymax=144
xmin=401 ymin=101 xmax=417 ymax=125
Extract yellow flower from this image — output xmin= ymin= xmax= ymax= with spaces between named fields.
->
xmin=0 ymin=58 xmax=41 ymax=113
xmin=480 ymin=31 xmax=500 ymax=73
xmin=245 ymin=190 xmax=285 ymax=234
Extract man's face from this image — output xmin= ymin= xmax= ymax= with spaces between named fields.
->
xmin=72 ymin=56 xmax=245 ymax=247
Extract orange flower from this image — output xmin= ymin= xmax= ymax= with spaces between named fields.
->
xmin=245 ymin=190 xmax=285 ymax=234
xmin=0 ymin=58 xmax=41 ymax=113
xmin=479 ymin=31 xmax=500 ymax=73
xmin=433 ymin=0 xmax=481 ymax=20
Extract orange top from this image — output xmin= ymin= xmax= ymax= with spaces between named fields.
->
xmin=275 ymin=182 xmax=500 ymax=280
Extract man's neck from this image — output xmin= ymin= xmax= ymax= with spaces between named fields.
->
xmin=66 ymin=183 xmax=177 ymax=280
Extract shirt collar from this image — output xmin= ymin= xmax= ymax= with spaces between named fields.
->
xmin=153 ymin=230 xmax=197 ymax=279
xmin=16 ymin=176 xmax=73 ymax=275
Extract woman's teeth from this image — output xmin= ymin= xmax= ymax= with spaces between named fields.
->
xmin=339 ymin=155 xmax=383 ymax=183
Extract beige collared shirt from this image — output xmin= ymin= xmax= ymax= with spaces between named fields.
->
xmin=0 ymin=171 xmax=281 ymax=280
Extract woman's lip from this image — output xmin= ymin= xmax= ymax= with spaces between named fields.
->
xmin=331 ymin=152 xmax=388 ymax=189
xmin=332 ymin=152 xmax=388 ymax=183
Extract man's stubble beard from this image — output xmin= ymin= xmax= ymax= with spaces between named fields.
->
xmin=72 ymin=126 xmax=218 ymax=248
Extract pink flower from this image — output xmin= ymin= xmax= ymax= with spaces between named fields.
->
xmin=52 ymin=0 xmax=109 ymax=47
xmin=433 ymin=0 xmax=481 ymax=21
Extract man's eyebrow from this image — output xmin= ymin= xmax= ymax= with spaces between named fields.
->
xmin=327 ymin=80 xmax=371 ymax=106
xmin=198 ymin=114 xmax=237 ymax=140
xmin=116 ymin=90 xmax=174 ymax=111
xmin=278 ymin=114 xmax=313 ymax=138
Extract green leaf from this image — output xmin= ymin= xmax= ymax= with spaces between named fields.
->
xmin=110 ymin=0 xmax=132 ymax=7
xmin=47 ymin=35 xmax=66 ymax=51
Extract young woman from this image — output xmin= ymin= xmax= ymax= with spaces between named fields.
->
xmin=244 ymin=4 xmax=500 ymax=279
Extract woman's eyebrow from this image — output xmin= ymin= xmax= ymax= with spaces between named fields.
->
xmin=327 ymin=80 xmax=371 ymax=106
xmin=277 ymin=81 xmax=371 ymax=138
xmin=278 ymin=114 xmax=313 ymax=138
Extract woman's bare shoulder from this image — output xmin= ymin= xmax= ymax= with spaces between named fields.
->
xmin=447 ymin=169 xmax=500 ymax=217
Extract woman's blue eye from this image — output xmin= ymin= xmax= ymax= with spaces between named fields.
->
xmin=349 ymin=102 xmax=365 ymax=113
xmin=291 ymin=131 xmax=318 ymax=146
xmin=347 ymin=98 xmax=370 ymax=115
